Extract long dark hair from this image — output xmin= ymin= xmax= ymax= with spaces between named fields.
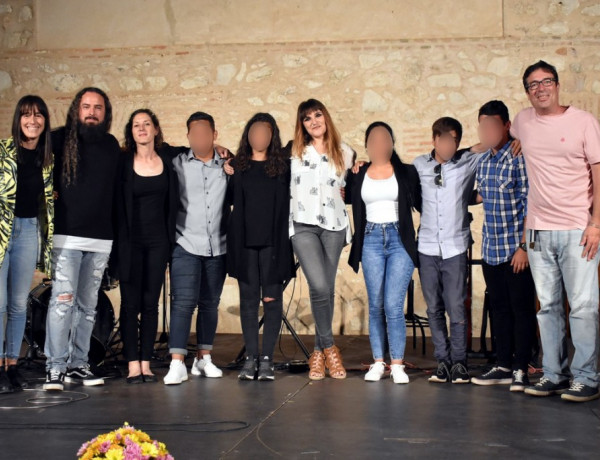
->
xmin=233 ymin=112 xmax=288 ymax=177
xmin=11 ymin=95 xmax=53 ymax=168
xmin=62 ymin=87 xmax=112 ymax=185
xmin=123 ymin=108 xmax=164 ymax=154
xmin=364 ymin=121 xmax=403 ymax=168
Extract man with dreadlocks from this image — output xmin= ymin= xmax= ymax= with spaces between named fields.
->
xmin=43 ymin=87 xmax=121 ymax=391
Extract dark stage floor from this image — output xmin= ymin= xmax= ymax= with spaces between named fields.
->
xmin=1 ymin=334 xmax=599 ymax=459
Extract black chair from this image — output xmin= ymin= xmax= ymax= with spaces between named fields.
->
xmin=404 ymin=279 xmax=429 ymax=355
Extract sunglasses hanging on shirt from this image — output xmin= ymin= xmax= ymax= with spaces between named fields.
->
xmin=434 ymin=163 xmax=443 ymax=186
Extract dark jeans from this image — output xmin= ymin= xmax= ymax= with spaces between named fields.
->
xmin=482 ymin=260 xmax=537 ymax=371
xmin=291 ymin=222 xmax=346 ymax=351
xmin=168 ymin=244 xmax=226 ymax=355
xmin=119 ymin=242 xmax=170 ymax=362
xmin=238 ymin=245 xmax=283 ymax=358
xmin=418 ymin=252 xmax=468 ymax=364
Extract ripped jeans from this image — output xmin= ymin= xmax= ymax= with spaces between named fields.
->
xmin=44 ymin=248 xmax=110 ymax=372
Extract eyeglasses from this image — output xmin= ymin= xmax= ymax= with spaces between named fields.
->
xmin=434 ymin=164 xmax=443 ymax=186
xmin=525 ymin=78 xmax=556 ymax=92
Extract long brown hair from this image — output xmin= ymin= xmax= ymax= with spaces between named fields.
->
xmin=291 ymin=98 xmax=345 ymax=174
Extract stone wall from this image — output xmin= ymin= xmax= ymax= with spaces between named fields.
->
xmin=2 ymin=0 xmax=600 ymax=339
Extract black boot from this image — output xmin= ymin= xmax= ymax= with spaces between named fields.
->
xmin=7 ymin=365 xmax=27 ymax=390
xmin=0 ymin=367 xmax=14 ymax=394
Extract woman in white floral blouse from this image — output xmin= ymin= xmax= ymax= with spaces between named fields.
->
xmin=289 ymin=99 xmax=355 ymax=380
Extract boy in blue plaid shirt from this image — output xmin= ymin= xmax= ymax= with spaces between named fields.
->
xmin=471 ymin=100 xmax=537 ymax=392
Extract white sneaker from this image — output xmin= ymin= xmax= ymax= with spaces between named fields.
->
xmin=191 ymin=355 xmax=223 ymax=378
xmin=364 ymin=361 xmax=386 ymax=381
xmin=163 ymin=359 xmax=188 ymax=385
xmin=390 ymin=364 xmax=409 ymax=384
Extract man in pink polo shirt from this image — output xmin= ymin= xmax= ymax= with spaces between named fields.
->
xmin=511 ymin=60 xmax=600 ymax=402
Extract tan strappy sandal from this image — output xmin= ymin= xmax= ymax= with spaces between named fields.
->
xmin=308 ymin=351 xmax=326 ymax=380
xmin=324 ymin=345 xmax=346 ymax=379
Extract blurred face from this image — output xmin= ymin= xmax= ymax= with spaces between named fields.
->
xmin=131 ymin=112 xmax=159 ymax=146
xmin=302 ymin=110 xmax=327 ymax=140
xmin=432 ymin=130 xmax=459 ymax=162
xmin=366 ymin=126 xmax=394 ymax=163
xmin=20 ymin=105 xmax=45 ymax=142
xmin=187 ymin=120 xmax=217 ymax=156
xmin=525 ymin=68 xmax=560 ymax=115
xmin=248 ymin=121 xmax=272 ymax=153
xmin=79 ymin=91 xmax=106 ymax=125
xmin=478 ymin=115 xmax=510 ymax=151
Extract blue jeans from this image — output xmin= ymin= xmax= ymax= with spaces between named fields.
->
xmin=168 ymin=244 xmax=226 ymax=355
xmin=0 ymin=217 xmax=38 ymax=360
xmin=527 ymin=229 xmax=600 ymax=387
xmin=362 ymin=222 xmax=414 ymax=361
xmin=45 ymin=248 xmax=110 ymax=372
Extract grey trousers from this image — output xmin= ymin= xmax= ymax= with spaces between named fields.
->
xmin=418 ymin=251 xmax=468 ymax=363
xmin=291 ymin=222 xmax=346 ymax=351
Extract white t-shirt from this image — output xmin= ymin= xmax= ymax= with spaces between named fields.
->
xmin=361 ymin=173 xmax=399 ymax=223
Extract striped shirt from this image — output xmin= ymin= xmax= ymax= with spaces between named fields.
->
xmin=476 ymin=141 xmax=528 ymax=265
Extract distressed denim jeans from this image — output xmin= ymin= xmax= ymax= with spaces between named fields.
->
xmin=44 ymin=248 xmax=109 ymax=372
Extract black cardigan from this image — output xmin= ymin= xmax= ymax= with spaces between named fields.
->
xmin=346 ymin=154 xmax=421 ymax=273
xmin=113 ymin=150 xmax=179 ymax=282
xmin=226 ymin=162 xmax=295 ymax=284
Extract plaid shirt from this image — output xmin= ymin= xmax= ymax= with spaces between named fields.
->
xmin=476 ymin=141 xmax=528 ymax=265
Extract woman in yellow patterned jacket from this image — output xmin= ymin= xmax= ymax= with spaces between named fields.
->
xmin=0 ymin=95 xmax=54 ymax=393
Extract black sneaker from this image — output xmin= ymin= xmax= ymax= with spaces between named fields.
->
xmin=64 ymin=365 xmax=104 ymax=386
xmin=7 ymin=365 xmax=27 ymax=390
xmin=238 ymin=356 xmax=258 ymax=380
xmin=561 ymin=382 xmax=600 ymax=402
xmin=524 ymin=376 xmax=570 ymax=396
xmin=471 ymin=366 xmax=512 ymax=386
xmin=0 ymin=368 xmax=14 ymax=394
xmin=428 ymin=360 xmax=451 ymax=383
xmin=258 ymin=356 xmax=275 ymax=381
xmin=510 ymin=369 xmax=530 ymax=392
xmin=43 ymin=368 xmax=65 ymax=391
xmin=451 ymin=362 xmax=470 ymax=384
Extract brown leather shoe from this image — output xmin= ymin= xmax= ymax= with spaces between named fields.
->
xmin=324 ymin=345 xmax=346 ymax=379
xmin=308 ymin=351 xmax=326 ymax=380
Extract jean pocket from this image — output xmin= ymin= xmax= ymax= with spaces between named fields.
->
xmin=364 ymin=222 xmax=376 ymax=235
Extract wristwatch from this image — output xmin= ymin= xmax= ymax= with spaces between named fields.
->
xmin=519 ymin=242 xmax=527 ymax=252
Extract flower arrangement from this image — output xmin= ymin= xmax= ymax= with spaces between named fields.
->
xmin=77 ymin=422 xmax=174 ymax=460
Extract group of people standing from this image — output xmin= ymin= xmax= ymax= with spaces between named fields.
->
xmin=0 ymin=59 xmax=598 ymax=403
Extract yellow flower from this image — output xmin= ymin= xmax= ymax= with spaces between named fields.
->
xmin=142 ymin=441 xmax=159 ymax=457
xmin=104 ymin=448 xmax=124 ymax=460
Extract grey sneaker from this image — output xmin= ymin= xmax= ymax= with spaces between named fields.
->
xmin=238 ymin=356 xmax=257 ymax=381
xmin=258 ymin=356 xmax=275 ymax=381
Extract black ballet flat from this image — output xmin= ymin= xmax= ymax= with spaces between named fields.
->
xmin=142 ymin=374 xmax=157 ymax=383
xmin=126 ymin=374 xmax=144 ymax=384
